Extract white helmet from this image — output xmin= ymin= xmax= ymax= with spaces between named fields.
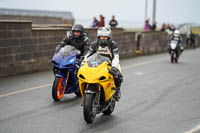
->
xmin=97 ymin=27 xmax=112 ymax=38
xmin=174 ymin=30 xmax=180 ymax=37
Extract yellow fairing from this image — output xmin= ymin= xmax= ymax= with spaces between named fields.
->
xmin=78 ymin=61 xmax=116 ymax=101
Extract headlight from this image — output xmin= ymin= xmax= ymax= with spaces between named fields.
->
xmin=69 ymin=58 xmax=74 ymax=63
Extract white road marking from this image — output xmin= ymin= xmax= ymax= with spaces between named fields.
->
xmin=135 ymin=72 xmax=144 ymax=76
xmin=121 ymin=58 xmax=166 ymax=70
xmin=0 ymin=84 xmax=52 ymax=98
xmin=184 ymin=124 xmax=200 ymax=133
xmin=0 ymin=57 xmax=166 ymax=98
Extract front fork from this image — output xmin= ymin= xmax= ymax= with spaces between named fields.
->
xmin=56 ymin=71 xmax=69 ymax=89
xmin=82 ymin=84 xmax=101 ymax=109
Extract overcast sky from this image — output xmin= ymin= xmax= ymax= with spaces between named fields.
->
xmin=0 ymin=0 xmax=200 ymax=27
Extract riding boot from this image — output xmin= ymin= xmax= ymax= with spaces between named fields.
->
xmin=112 ymin=87 xmax=121 ymax=101
xmin=115 ymin=87 xmax=121 ymax=101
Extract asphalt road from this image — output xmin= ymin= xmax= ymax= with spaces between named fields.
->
xmin=0 ymin=48 xmax=200 ymax=133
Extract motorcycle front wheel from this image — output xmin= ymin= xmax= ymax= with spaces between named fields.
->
xmin=171 ymin=53 xmax=174 ymax=63
xmin=74 ymin=86 xmax=82 ymax=97
xmin=52 ymin=77 xmax=65 ymax=101
xmin=175 ymin=51 xmax=179 ymax=63
xmin=174 ymin=58 xmax=178 ymax=63
xmin=103 ymin=98 xmax=116 ymax=115
xmin=83 ymin=93 xmax=96 ymax=124
xmin=74 ymin=91 xmax=82 ymax=97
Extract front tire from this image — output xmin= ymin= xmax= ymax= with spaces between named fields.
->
xmin=74 ymin=89 xmax=82 ymax=97
xmin=175 ymin=51 xmax=179 ymax=63
xmin=74 ymin=82 xmax=82 ymax=97
xmin=175 ymin=58 xmax=178 ymax=63
xmin=171 ymin=53 xmax=174 ymax=63
xmin=52 ymin=77 xmax=65 ymax=101
xmin=103 ymin=99 xmax=116 ymax=115
xmin=83 ymin=93 xmax=96 ymax=124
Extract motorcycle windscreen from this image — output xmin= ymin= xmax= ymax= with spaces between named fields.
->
xmin=87 ymin=53 xmax=111 ymax=67
xmin=58 ymin=45 xmax=80 ymax=57
xmin=170 ymin=41 xmax=177 ymax=50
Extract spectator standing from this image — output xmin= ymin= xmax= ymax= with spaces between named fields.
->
xmin=160 ymin=23 xmax=166 ymax=32
xmin=109 ymin=15 xmax=118 ymax=28
xmin=92 ymin=17 xmax=99 ymax=28
xmin=186 ymin=30 xmax=196 ymax=49
xmin=190 ymin=31 xmax=196 ymax=49
xmin=144 ymin=19 xmax=151 ymax=32
xmin=167 ymin=24 xmax=172 ymax=31
xmin=98 ymin=14 xmax=105 ymax=27
xmin=165 ymin=24 xmax=173 ymax=35
xmin=151 ymin=21 xmax=157 ymax=31
xmin=170 ymin=24 xmax=176 ymax=32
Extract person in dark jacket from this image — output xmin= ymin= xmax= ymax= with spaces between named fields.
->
xmin=186 ymin=30 xmax=196 ymax=49
xmin=55 ymin=24 xmax=89 ymax=56
xmin=151 ymin=21 xmax=157 ymax=31
xmin=160 ymin=23 xmax=166 ymax=32
xmin=85 ymin=27 xmax=123 ymax=101
xmin=92 ymin=17 xmax=99 ymax=28
xmin=168 ymin=30 xmax=184 ymax=55
xmin=109 ymin=15 xmax=118 ymax=28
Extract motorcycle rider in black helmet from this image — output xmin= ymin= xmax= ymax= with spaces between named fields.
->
xmin=85 ymin=27 xmax=123 ymax=101
xmin=55 ymin=24 xmax=89 ymax=56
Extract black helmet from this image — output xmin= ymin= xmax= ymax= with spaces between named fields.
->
xmin=72 ymin=24 xmax=84 ymax=39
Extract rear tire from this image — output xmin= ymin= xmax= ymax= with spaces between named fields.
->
xmin=52 ymin=77 xmax=65 ymax=101
xmin=83 ymin=93 xmax=96 ymax=124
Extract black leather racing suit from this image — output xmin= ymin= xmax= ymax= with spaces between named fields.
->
xmin=168 ymin=35 xmax=183 ymax=55
xmin=55 ymin=33 xmax=90 ymax=56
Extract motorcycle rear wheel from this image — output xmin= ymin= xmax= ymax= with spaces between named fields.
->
xmin=83 ymin=93 xmax=96 ymax=124
xmin=52 ymin=77 xmax=65 ymax=101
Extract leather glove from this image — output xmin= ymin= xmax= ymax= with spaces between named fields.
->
xmin=109 ymin=67 xmax=119 ymax=78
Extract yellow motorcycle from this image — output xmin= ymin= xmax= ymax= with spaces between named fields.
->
xmin=78 ymin=53 xmax=118 ymax=123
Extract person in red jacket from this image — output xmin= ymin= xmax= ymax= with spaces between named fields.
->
xmin=98 ymin=14 xmax=105 ymax=27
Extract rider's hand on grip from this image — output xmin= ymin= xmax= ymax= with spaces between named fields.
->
xmin=80 ymin=56 xmax=86 ymax=66
xmin=109 ymin=67 xmax=123 ymax=83
xmin=109 ymin=67 xmax=119 ymax=78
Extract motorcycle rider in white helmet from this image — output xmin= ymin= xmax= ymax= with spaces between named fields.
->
xmin=85 ymin=27 xmax=123 ymax=101
xmin=168 ymin=30 xmax=184 ymax=55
